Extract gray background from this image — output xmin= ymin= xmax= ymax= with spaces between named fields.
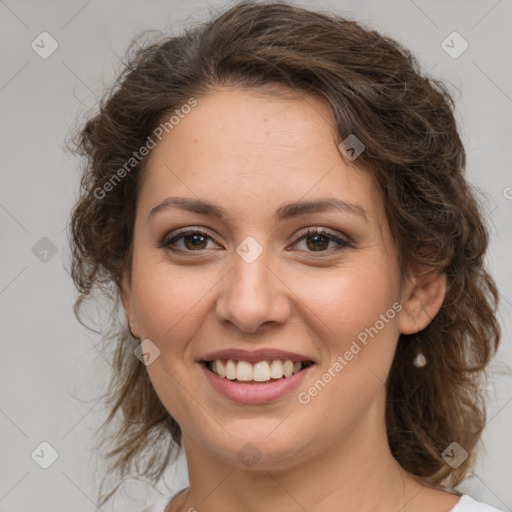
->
xmin=1 ymin=0 xmax=511 ymax=511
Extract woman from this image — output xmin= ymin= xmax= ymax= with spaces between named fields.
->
xmin=68 ymin=1 xmax=505 ymax=511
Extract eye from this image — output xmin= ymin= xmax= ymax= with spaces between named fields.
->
xmin=160 ymin=227 xmax=352 ymax=255
xmin=291 ymin=228 xmax=352 ymax=253
xmin=160 ymin=228 xmax=221 ymax=252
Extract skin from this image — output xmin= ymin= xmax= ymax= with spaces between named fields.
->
xmin=121 ymin=86 xmax=460 ymax=512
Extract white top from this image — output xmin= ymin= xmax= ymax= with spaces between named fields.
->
xmin=451 ymin=495 xmax=507 ymax=511
xmin=140 ymin=494 xmax=507 ymax=512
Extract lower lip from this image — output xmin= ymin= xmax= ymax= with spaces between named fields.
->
xmin=201 ymin=363 xmax=312 ymax=404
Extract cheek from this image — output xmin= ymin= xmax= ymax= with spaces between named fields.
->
xmin=131 ymin=264 xmax=217 ymax=423
xmin=293 ymin=260 xmax=401 ymax=414
xmin=131 ymin=262 xmax=219 ymax=344
xmin=299 ymin=261 xmax=400 ymax=341
xmin=295 ymin=273 xmax=400 ymax=437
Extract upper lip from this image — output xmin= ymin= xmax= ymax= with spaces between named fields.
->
xmin=200 ymin=348 xmax=316 ymax=364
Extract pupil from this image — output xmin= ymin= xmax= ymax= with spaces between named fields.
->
xmin=185 ymin=234 xmax=206 ymax=250
xmin=307 ymin=234 xmax=328 ymax=251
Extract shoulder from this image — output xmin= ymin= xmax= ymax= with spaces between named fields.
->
xmin=451 ymin=495 xmax=508 ymax=512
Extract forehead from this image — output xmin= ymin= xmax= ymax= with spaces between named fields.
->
xmin=138 ymin=86 xmax=383 ymax=224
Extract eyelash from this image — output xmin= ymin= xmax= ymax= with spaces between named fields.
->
xmin=159 ymin=227 xmax=352 ymax=256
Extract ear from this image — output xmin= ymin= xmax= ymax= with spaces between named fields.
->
xmin=398 ymin=267 xmax=447 ymax=335
xmin=120 ymin=266 xmax=141 ymax=339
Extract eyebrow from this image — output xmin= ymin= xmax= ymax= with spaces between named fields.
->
xmin=148 ymin=197 xmax=368 ymax=222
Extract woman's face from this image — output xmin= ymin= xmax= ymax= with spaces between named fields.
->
xmin=122 ymin=86 xmax=428 ymax=470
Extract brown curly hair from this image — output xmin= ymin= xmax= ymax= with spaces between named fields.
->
xmin=67 ymin=0 xmax=501 ymax=506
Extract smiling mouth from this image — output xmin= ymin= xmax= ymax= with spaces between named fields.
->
xmin=202 ymin=359 xmax=314 ymax=384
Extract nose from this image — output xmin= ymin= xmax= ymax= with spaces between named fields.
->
xmin=215 ymin=249 xmax=291 ymax=334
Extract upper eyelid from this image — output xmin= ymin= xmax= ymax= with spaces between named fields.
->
xmin=163 ymin=227 xmax=219 ymax=244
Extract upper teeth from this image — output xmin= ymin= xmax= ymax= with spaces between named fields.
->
xmin=210 ymin=359 xmax=306 ymax=381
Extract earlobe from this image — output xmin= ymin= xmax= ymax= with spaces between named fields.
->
xmin=120 ymin=268 xmax=140 ymax=339
xmin=398 ymin=269 xmax=447 ymax=335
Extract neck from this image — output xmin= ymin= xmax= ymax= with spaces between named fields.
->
xmin=176 ymin=395 xmax=429 ymax=512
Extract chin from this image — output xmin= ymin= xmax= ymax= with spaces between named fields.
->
xmin=204 ymin=427 xmax=315 ymax=470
